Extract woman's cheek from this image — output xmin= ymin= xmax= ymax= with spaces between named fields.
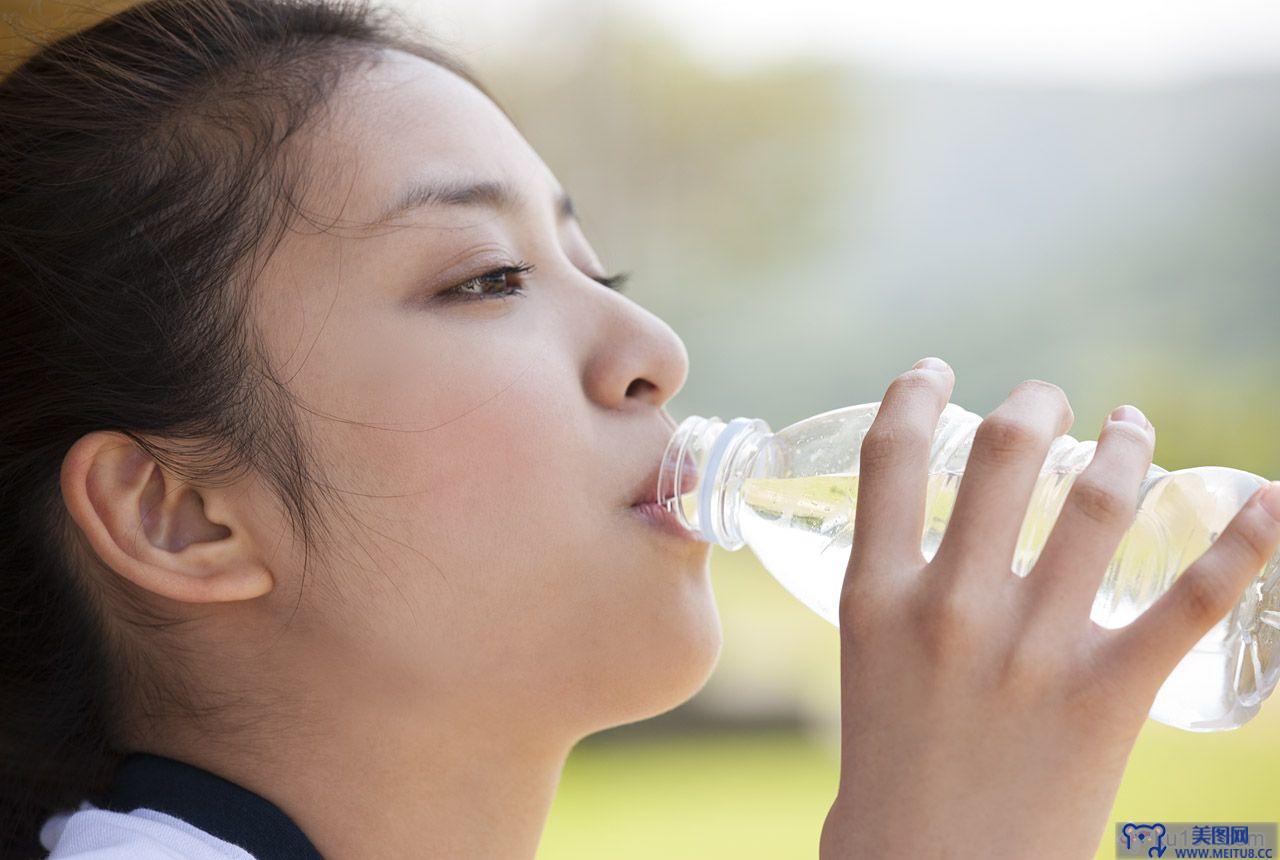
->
xmin=363 ymin=383 xmax=575 ymax=564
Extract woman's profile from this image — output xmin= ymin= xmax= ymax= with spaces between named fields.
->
xmin=2 ymin=2 xmax=1277 ymax=858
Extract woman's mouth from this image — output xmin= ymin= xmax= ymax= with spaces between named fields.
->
xmin=629 ymin=499 xmax=704 ymax=542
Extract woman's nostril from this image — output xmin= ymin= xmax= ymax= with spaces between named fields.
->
xmin=626 ymin=378 xmax=657 ymax=400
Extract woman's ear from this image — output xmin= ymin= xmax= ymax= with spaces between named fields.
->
xmin=59 ymin=430 xmax=274 ymax=604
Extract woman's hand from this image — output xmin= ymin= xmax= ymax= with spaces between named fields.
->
xmin=819 ymin=357 xmax=1280 ymax=859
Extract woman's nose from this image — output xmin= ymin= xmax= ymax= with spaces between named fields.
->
xmin=582 ymin=298 xmax=689 ymax=413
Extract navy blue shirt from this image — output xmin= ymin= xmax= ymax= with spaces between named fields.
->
xmin=93 ymin=752 xmax=324 ymax=859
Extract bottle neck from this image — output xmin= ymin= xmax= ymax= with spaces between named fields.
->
xmin=659 ymin=415 xmax=773 ymax=549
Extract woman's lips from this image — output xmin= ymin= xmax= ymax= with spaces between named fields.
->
xmin=629 ymin=500 xmax=703 ymax=542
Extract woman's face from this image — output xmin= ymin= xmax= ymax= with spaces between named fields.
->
xmin=242 ymin=48 xmax=720 ymax=742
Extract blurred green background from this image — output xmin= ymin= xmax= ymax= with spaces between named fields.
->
xmin=4 ymin=1 xmax=1278 ymax=856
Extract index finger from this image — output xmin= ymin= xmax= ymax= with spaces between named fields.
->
xmin=847 ymin=357 xmax=956 ymax=584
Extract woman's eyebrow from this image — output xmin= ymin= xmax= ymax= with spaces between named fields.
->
xmin=368 ymin=176 xmax=576 ymax=227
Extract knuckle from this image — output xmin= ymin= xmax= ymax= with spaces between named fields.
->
xmin=860 ymin=421 xmax=928 ymax=470
xmin=1014 ymin=378 xmax=1065 ymax=399
xmin=889 ymin=368 xmax=942 ymax=396
xmin=1178 ymin=570 xmax=1236 ymax=625
xmin=1061 ymin=669 xmax=1115 ymax=723
xmin=839 ymin=579 xmax=895 ymax=643
xmin=1102 ymin=418 xmax=1152 ymax=448
xmin=916 ymin=582 xmax=984 ymax=658
xmin=837 ymin=588 xmax=858 ymax=631
xmin=838 ymin=580 xmax=868 ymax=626
xmin=1063 ymin=634 xmax=1156 ymax=727
xmin=999 ymin=639 xmax=1056 ymax=699
xmin=1066 ymin=477 xmax=1132 ymax=527
xmin=1224 ymin=516 xmax=1276 ymax=568
xmin=1015 ymin=378 xmax=1075 ymax=425
xmin=972 ymin=414 xmax=1042 ymax=467
xmin=1013 ymin=378 xmax=1064 ymax=404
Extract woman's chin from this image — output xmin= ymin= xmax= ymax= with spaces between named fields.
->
xmin=596 ymin=585 xmax=724 ymax=731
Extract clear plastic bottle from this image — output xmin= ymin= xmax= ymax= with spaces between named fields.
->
xmin=657 ymin=401 xmax=1280 ymax=732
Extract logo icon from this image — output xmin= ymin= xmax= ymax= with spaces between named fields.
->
xmin=1121 ymin=822 xmax=1168 ymax=858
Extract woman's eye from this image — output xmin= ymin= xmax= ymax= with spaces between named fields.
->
xmin=448 ymin=263 xmax=533 ymax=300
xmin=440 ymin=263 xmax=630 ymax=302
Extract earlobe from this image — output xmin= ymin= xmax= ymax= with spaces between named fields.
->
xmin=59 ymin=431 xmax=274 ymax=604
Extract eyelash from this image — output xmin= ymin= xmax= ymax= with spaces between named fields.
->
xmin=444 ymin=262 xmax=630 ymax=301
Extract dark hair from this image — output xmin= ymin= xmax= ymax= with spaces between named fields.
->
xmin=0 ymin=1 xmax=490 ymax=855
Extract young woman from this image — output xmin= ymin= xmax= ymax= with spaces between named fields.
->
xmin=3 ymin=1 xmax=1277 ymax=858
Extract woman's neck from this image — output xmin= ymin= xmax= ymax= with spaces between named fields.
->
xmin=122 ymin=668 xmax=577 ymax=859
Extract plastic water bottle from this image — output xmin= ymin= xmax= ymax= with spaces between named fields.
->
xmin=657 ymin=401 xmax=1280 ymax=732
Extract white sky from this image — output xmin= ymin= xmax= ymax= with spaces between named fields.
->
xmin=399 ymin=0 xmax=1280 ymax=85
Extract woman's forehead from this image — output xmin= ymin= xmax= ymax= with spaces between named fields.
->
xmin=304 ymin=48 xmax=549 ymax=227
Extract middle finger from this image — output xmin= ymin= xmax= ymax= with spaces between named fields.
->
xmin=931 ymin=379 xmax=1075 ymax=588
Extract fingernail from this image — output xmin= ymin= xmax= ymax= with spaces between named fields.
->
xmin=1259 ymin=481 xmax=1280 ymax=523
xmin=914 ymin=356 xmax=949 ymax=372
xmin=1108 ymin=404 xmax=1148 ymax=428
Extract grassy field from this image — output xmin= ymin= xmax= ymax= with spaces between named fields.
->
xmin=540 ymin=710 xmax=1280 ymax=858
xmin=539 ymin=731 xmax=837 ymax=859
